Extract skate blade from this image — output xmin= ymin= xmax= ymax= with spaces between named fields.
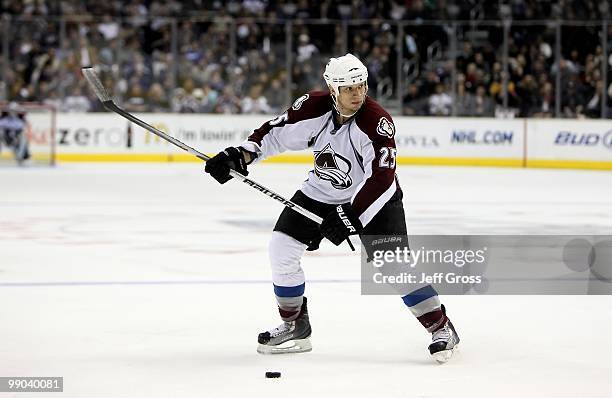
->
xmin=431 ymin=346 xmax=457 ymax=364
xmin=257 ymin=338 xmax=312 ymax=355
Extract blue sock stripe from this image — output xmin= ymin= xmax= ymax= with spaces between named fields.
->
xmin=401 ymin=285 xmax=438 ymax=307
xmin=273 ymin=283 xmax=305 ymax=298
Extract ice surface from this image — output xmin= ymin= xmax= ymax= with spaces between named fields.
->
xmin=1 ymin=163 xmax=612 ymax=397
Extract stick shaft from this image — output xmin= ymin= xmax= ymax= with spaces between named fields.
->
xmin=82 ymin=67 xmax=323 ymax=225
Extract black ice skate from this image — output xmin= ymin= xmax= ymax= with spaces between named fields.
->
xmin=257 ymin=297 xmax=312 ymax=354
xmin=428 ymin=305 xmax=460 ymax=363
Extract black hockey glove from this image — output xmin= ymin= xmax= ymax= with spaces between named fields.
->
xmin=320 ymin=203 xmax=363 ymax=246
xmin=204 ymin=147 xmax=250 ymax=184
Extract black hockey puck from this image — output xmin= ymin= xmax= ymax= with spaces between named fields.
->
xmin=265 ymin=372 xmax=281 ymax=378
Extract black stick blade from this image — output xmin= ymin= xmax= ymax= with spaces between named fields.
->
xmin=82 ymin=67 xmax=112 ymax=103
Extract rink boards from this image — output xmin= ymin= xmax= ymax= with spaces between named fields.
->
xmin=52 ymin=114 xmax=612 ymax=170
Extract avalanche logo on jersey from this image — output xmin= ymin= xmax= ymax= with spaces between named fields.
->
xmin=313 ymin=143 xmax=352 ymax=189
xmin=377 ymin=116 xmax=395 ymax=138
xmin=292 ymin=94 xmax=309 ymax=110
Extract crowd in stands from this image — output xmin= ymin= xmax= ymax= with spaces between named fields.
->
xmin=0 ymin=0 xmax=610 ymax=117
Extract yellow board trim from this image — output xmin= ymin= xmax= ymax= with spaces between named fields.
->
xmin=527 ymin=159 xmax=612 ymax=170
xmin=57 ymin=153 xmax=174 ymax=162
xmin=54 ymin=153 xmax=612 ymax=170
xmin=396 ymin=157 xmax=523 ymax=167
xmin=1 ymin=153 xmax=52 ymax=162
xmin=167 ymin=153 xmax=317 ymax=163
xmin=57 ymin=153 xmax=522 ymax=167
xmin=56 ymin=153 xmax=316 ymax=163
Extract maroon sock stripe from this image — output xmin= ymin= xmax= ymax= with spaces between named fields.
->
xmin=417 ymin=309 xmax=447 ymax=333
xmin=278 ymin=307 xmax=300 ymax=321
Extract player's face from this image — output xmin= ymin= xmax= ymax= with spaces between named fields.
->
xmin=336 ymin=82 xmax=367 ymax=114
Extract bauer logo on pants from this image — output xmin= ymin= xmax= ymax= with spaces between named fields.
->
xmin=337 ymin=205 xmax=356 ymax=233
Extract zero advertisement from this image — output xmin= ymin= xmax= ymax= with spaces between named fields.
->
xmin=55 ymin=114 xmax=270 ymax=160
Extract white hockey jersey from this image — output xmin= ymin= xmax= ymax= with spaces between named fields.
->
xmin=0 ymin=113 xmax=27 ymax=143
xmin=240 ymin=91 xmax=400 ymax=227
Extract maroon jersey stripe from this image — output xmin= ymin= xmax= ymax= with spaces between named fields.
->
xmin=351 ymin=97 xmax=398 ymax=218
xmin=248 ymin=91 xmax=332 ymax=146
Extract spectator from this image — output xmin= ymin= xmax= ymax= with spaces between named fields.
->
xmin=562 ymin=79 xmax=585 ymax=118
xmin=428 ymin=83 xmax=452 ymax=116
xmin=584 ymin=80 xmax=605 ymax=118
xmin=296 ymin=34 xmax=318 ymax=63
xmin=124 ymin=85 xmax=148 ymax=113
xmin=264 ymin=78 xmax=286 ymax=113
xmin=170 ymin=87 xmax=186 ymax=113
xmin=215 ymin=86 xmax=241 ymax=114
xmin=146 ymin=83 xmax=169 ymax=112
xmin=62 ymin=86 xmax=91 ymax=112
xmin=455 ymin=78 xmax=473 ymax=116
xmin=534 ymin=82 xmax=555 ymax=117
xmin=516 ymin=75 xmax=539 ymax=117
xmin=403 ymin=83 xmax=427 ymax=116
xmin=241 ymin=84 xmax=271 ymax=114
xmin=466 ymin=85 xmax=495 ymax=117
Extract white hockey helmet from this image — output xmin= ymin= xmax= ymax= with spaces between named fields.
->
xmin=7 ymin=101 xmax=25 ymax=115
xmin=323 ymin=53 xmax=368 ymax=97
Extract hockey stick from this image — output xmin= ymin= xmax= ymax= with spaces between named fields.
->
xmin=81 ymin=67 xmax=355 ymax=251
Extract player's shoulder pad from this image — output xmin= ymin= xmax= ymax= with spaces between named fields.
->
xmin=288 ymin=90 xmax=332 ymax=120
xmin=355 ymin=96 xmax=396 ymax=141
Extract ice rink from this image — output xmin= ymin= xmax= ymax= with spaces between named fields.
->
xmin=1 ymin=162 xmax=612 ymax=397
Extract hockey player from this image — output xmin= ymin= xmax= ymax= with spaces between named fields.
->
xmin=0 ymin=103 xmax=31 ymax=165
xmin=205 ymin=54 xmax=459 ymax=362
